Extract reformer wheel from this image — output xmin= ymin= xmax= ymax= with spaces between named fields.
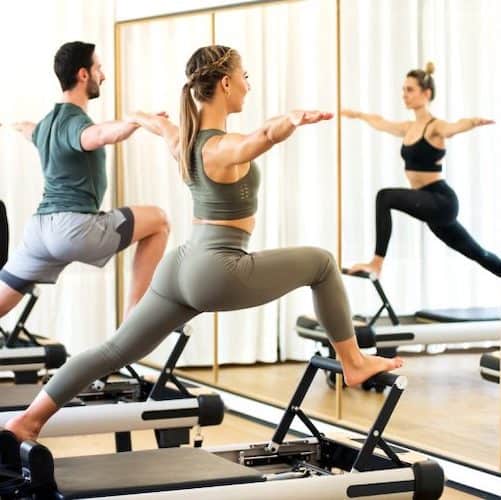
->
xmin=325 ymin=370 xmax=347 ymax=389
xmin=361 ymin=379 xmax=386 ymax=393
xmin=376 ymin=346 xmax=398 ymax=358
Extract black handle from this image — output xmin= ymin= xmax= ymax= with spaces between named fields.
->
xmin=197 ymin=394 xmax=225 ymax=426
xmin=0 ymin=430 xmax=21 ymax=471
xmin=44 ymin=344 xmax=67 ymax=369
xmin=20 ymin=440 xmax=55 ymax=488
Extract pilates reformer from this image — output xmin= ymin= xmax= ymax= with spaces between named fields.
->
xmin=0 ymin=326 xmax=224 ymax=452
xmin=296 ymin=268 xmax=501 ymax=391
xmin=0 ymin=201 xmax=68 ymax=384
xmin=0 ymin=355 xmax=444 ymax=499
xmin=0 ymin=286 xmax=68 ymax=384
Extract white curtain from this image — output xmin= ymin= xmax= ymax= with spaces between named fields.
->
xmin=119 ymin=14 xmax=216 ymax=367
xmin=0 ymin=0 xmax=117 ymax=354
xmin=418 ymin=0 xmax=501 ymax=307
xmin=262 ymin=0 xmax=339 ymax=360
xmin=341 ymin=0 xmax=500 ymax=319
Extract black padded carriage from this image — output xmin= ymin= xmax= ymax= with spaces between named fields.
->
xmin=0 ymin=384 xmax=83 ymax=412
xmin=51 ymin=447 xmax=264 ymax=499
xmin=415 ymin=307 xmax=501 ymax=323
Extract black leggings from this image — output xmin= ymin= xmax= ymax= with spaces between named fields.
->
xmin=375 ymin=180 xmax=501 ymax=277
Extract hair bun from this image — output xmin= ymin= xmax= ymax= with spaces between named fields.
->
xmin=424 ymin=61 xmax=435 ymax=75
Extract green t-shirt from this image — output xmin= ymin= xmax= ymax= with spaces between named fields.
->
xmin=33 ymin=103 xmax=107 ymax=214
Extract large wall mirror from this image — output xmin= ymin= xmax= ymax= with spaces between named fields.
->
xmin=115 ymin=0 xmax=500 ymax=473
xmin=340 ymin=0 xmax=500 ymax=470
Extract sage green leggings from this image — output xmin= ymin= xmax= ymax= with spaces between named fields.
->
xmin=44 ymin=224 xmax=354 ymax=406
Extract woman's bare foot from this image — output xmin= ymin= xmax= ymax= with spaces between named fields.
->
xmin=347 ymin=255 xmax=384 ymax=278
xmin=4 ymin=414 xmax=41 ymax=442
xmin=4 ymin=390 xmax=58 ymax=442
xmin=342 ymin=353 xmax=403 ymax=387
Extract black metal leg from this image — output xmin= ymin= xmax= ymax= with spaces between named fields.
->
xmin=115 ymin=431 xmax=132 ymax=452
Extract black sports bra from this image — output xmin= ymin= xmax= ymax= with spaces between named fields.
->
xmin=400 ymin=118 xmax=445 ymax=172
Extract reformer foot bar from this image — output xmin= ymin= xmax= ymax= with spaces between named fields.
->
xmin=0 ymin=356 xmax=444 ymax=499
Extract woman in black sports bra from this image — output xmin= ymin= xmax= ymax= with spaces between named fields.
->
xmin=342 ymin=62 xmax=500 ymax=278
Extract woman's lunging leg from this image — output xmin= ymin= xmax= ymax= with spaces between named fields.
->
xmin=6 ymin=289 xmax=198 ymax=441
xmin=187 ymin=246 xmax=403 ymax=385
xmin=429 ymin=221 xmax=501 ymax=277
xmin=350 ymin=187 xmax=444 ymax=276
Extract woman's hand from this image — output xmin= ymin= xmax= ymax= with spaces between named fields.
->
xmin=340 ymin=109 xmax=361 ymax=119
xmin=124 ymin=111 xmax=171 ymax=134
xmin=288 ymin=110 xmax=334 ymax=126
xmin=435 ymin=117 xmax=495 ymax=138
xmin=124 ymin=111 xmax=142 ymax=124
xmin=10 ymin=121 xmax=36 ymax=142
xmin=471 ymin=117 xmax=495 ymax=127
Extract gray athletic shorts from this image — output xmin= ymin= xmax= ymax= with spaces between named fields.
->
xmin=0 ymin=208 xmax=134 ymax=293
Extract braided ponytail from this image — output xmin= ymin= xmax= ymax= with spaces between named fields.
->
xmin=178 ymin=46 xmax=241 ymax=181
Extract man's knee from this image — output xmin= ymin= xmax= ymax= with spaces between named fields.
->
xmin=131 ymin=206 xmax=170 ymax=241
xmin=158 ymin=208 xmax=170 ymax=234
xmin=150 ymin=207 xmax=169 ymax=235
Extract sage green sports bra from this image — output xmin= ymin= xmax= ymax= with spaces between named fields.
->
xmin=187 ymin=129 xmax=260 ymax=220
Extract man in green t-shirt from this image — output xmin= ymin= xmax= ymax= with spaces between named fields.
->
xmin=0 ymin=41 xmax=169 ymax=321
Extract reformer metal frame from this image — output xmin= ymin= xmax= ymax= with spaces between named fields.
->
xmin=0 ymin=355 xmax=444 ymax=499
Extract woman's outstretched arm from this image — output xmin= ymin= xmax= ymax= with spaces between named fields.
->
xmin=432 ymin=117 xmax=495 ymax=139
xmin=341 ymin=109 xmax=410 ymax=137
xmin=207 ymin=110 xmax=333 ymax=168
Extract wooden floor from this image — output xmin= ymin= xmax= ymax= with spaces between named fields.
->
xmin=177 ymin=350 xmax=500 ymax=471
xmin=40 ymin=413 xmax=475 ymax=499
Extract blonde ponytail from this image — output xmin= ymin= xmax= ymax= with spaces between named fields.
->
xmin=179 ymin=46 xmax=241 ymax=181
xmin=179 ymin=83 xmax=199 ymax=182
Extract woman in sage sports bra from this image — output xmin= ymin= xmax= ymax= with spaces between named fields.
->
xmin=343 ymin=62 xmax=500 ymax=278
xmin=6 ymin=46 xmax=403 ymax=441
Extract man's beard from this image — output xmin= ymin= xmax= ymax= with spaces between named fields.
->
xmin=86 ymin=79 xmax=100 ymax=99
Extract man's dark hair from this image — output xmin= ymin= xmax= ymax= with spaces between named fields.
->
xmin=54 ymin=41 xmax=95 ymax=91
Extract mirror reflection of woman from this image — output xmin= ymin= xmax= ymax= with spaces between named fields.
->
xmin=6 ymin=46 xmax=403 ymax=442
xmin=343 ymin=62 xmax=500 ymax=278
